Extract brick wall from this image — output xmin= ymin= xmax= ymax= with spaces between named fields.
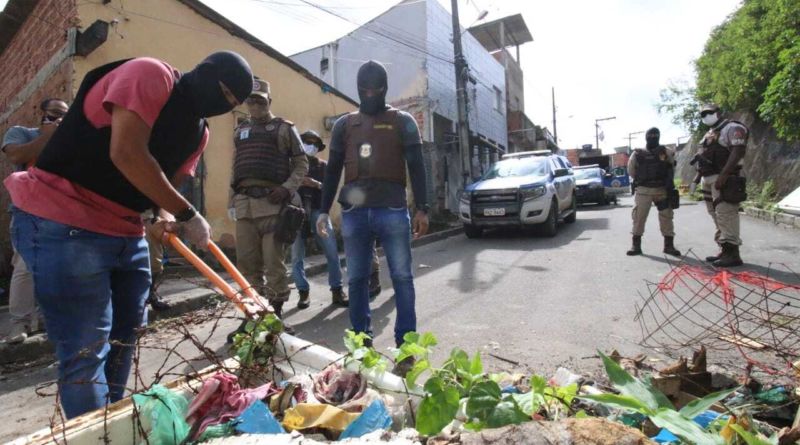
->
xmin=0 ymin=0 xmax=77 ymax=275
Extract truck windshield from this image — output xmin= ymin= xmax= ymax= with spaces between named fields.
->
xmin=482 ymin=158 xmax=548 ymax=179
xmin=574 ymin=169 xmax=601 ymax=180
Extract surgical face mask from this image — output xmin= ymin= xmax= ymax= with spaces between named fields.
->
xmin=303 ymin=143 xmax=319 ymax=157
xmin=702 ymin=113 xmax=719 ymax=127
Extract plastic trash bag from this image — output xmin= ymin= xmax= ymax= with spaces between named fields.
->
xmin=234 ymin=400 xmax=285 ymax=435
xmin=339 ymin=399 xmax=393 ymax=439
xmin=282 ymin=403 xmax=361 ymax=432
xmin=132 ymin=384 xmax=190 ymax=445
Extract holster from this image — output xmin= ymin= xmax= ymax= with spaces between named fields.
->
xmin=720 ymin=175 xmax=747 ymax=204
xmin=274 ymin=204 xmax=306 ymax=244
xmin=655 ymin=198 xmax=671 ymax=211
xmin=668 ymin=188 xmax=680 ymax=210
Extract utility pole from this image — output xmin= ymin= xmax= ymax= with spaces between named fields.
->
xmin=626 ymin=130 xmax=645 ymax=152
xmin=595 ymin=116 xmax=616 ymax=151
xmin=451 ymin=0 xmax=472 ymax=187
xmin=551 ymin=87 xmax=557 ymax=146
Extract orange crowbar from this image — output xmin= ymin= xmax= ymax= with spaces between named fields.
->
xmin=166 ymin=234 xmax=273 ymax=319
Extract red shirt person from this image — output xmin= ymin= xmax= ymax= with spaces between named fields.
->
xmin=5 ymin=52 xmax=252 ymax=418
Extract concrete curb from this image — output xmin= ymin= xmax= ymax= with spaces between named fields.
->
xmin=743 ymin=206 xmax=800 ymax=231
xmin=0 ymin=226 xmax=464 ymax=365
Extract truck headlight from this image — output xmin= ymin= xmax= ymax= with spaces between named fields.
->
xmin=520 ymin=185 xmax=546 ymax=201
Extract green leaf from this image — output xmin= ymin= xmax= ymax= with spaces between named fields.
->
xmin=416 ymin=378 xmax=460 ymax=436
xmin=463 ymin=421 xmax=485 ymax=432
xmin=553 ymin=383 xmax=578 ymax=406
xmin=598 ymin=351 xmax=674 ymax=411
xmin=728 ymin=424 xmax=778 ymax=445
xmin=574 ymin=410 xmax=589 ymax=419
xmin=485 ymin=396 xmax=529 ymax=428
xmin=679 ymin=386 xmax=739 ymax=419
xmin=650 ymin=409 xmax=724 ymax=445
xmin=419 ymin=332 xmax=438 ymax=348
xmin=579 ymin=394 xmax=653 ymax=415
xmin=469 ymin=352 xmax=483 ymax=376
xmin=402 ymin=331 xmax=420 ymax=345
xmin=405 ymin=358 xmax=430 ymax=387
xmin=466 ymin=380 xmax=502 ymax=420
xmin=530 ymin=375 xmax=547 ymax=395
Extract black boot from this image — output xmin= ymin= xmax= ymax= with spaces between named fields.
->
xmin=705 ymin=246 xmax=723 ymax=262
xmin=663 ymin=236 xmax=681 ymax=257
xmin=147 ymin=272 xmax=171 ymax=311
xmin=272 ymin=301 xmax=295 ymax=335
xmin=626 ymin=235 xmax=642 ymax=256
xmin=297 ymin=290 xmax=310 ymax=310
xmin=713 ymin=243 xmax=743 ymax=268
xmin=369 ymin=270 xmax=381 ymax=301
xmin=331 ymin=287 xmax=349 ymax=307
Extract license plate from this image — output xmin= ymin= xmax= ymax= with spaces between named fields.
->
xmin=483 ymin=208 xmax=506 ymax=216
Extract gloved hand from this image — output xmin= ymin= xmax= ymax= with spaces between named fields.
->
xmin=268 ymin=186 xmax=291 ymax=204
xmin=227 ymin=207 xmax=236 ymax=221
xmin=316 ymin=213 xmax=331 ymax=238
xmin=181 ymin=213 xmax=212 ymax=250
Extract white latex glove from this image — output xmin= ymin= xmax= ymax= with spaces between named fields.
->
xmin=689 ymin=183 xmax=697 ymax=194
xmin=182 ymin=214 xmax=212 ymax=250
xmin=227 ymin=207 xmax=236 ymax=221
xmin=316 ymin=213 xmax=331 ymax=238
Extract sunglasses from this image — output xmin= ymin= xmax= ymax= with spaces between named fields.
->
xmin=700 ymin=110 xmax=716 ymax=117
xmin=245 ymin=96 xmax=269 ymax=105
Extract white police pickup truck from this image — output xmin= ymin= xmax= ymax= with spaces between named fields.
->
xmin=458 ymin=150 xmax=577 ymax=238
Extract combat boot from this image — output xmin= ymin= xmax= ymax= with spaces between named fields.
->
xmin=297 ymin=290 xmax=310 ymax=310
xmin=663 ymin=236 xmax=681 ymax=257
xmin=626 ymin=235 xmax=642 ymax=256
xmin=713 ymin=243 xmax=743 ymax=268
xmin=331 ymin=287 xmax=349 ymax=307
xmin=272 ymin=301 xmax=295 ymax=335
xmin=705 ymin=246 xmax=723 ymax=262
xmin=146 ymin=272 xmax=171 ymax=312
xmin=369 ymin=270 xmax=381 ymax=301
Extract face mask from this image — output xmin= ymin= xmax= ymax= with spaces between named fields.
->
xmin=702 ymin=113 xmax=719 ymax=127
xmin=645 ymin=127 xmax=660 ymax=149
xmin=178 ymin=51 xmax=253 ymax=117
xmin=357 ymin=61 xmax=388 ymax=115
xmin=303 ymin=143 xmax=319 ymax=157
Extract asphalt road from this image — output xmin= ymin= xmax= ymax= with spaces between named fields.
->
xmin=1 ymin=195 xmax=798 ymax=442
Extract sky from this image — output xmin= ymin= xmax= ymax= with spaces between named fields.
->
xmin=1 ymin=0 xmax=742 ymax=151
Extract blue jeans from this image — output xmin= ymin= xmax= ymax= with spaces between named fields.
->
xmin=11 ymin=209 xmax=150 ymax=419
xmin=341 ymin=207 xmax=416 ymax=346
xmin=291 ymin=209 xmax=343 ymax=291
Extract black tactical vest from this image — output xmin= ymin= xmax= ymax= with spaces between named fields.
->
xmin=634 ymin=146 xmax=670 ymax=188
xmin=36 ymin=59 xmax=206 ymax=212
xmin=699 ymin=120 xmax=745 ymax=176
xmin=232 ymin=118 xmax=292 ymax=188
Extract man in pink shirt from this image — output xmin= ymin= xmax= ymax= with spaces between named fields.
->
xmin=6 ymin=51 xmax=253 ymax=418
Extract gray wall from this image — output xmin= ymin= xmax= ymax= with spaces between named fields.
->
xmin=290 ymin=0 xmax=429 ymax=108
xmin=425 ymin=0 xmax=507 ymax=149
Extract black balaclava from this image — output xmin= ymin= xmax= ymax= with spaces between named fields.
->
xmin=178 ymin=51 xmax=253 ymax=117
xmin=357 ymin=60 xmax=388 ymax=115
xmin=645 ymin=127 xmax=660 ymax=149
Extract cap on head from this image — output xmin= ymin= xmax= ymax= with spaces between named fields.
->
xmin=250 ymin=77 xmax=271 ymax=100
xmin=700 ymin=103 xmax=720 ymax=115
xmin=646 ymin=127 xmax=660 ymax=137
xmin=300 ymin=130 xmax=326 ymax=151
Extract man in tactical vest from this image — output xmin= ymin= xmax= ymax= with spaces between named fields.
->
xmin=696 ymin=104 xmax=748 ymax=267
xmin=316 ymin=60 xmax=429 ymax=375
xmin=626 ymin=127 xmax=681 ymax=257
xmin=5 ymin=52 xmax=253 ymax=418
xmin=229 ymin=77 xmax=309 ymax=326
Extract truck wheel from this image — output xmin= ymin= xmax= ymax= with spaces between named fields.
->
xmin=464 ymin=224 xmax=483 ymax=239
xmin=539 ymin=200 xmax=558 ymax=237
xmin=564 ymin=195 xmax=577 ymax=224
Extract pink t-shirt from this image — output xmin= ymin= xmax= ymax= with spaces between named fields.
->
xmin=5 ymin=58 xmax=208 ymax=237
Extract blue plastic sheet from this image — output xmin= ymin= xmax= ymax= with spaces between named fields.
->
xmin=339 ymin=399 xmax=393 ymax=439
xmin=233 ymin=400 xmax=285 ymax=435
xmin=652 ymin=410 xmax=723 ymax=443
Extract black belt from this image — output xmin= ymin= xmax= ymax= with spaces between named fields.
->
xmin=236 ymin=186 xmax=271 ymax=199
